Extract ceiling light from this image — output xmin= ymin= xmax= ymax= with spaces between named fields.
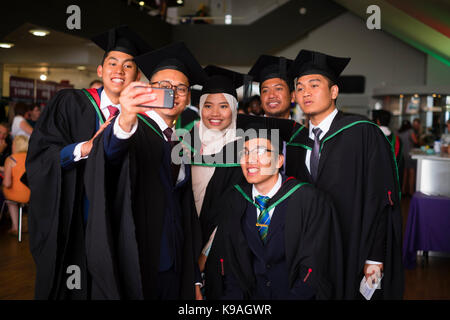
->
xmin=77 ymin=66 xmax=86 ymax=71
xmin=40 ymin=74 xmax=47 ymax=81
xmin=177 ymin=0 xmax=183 ymax=4
xmin=0 ymin=43 xmax=14 ymax=48
xmin=139 ymin=1 xmax=145 ymax=6
xmin=225 ymin=14 xmax=232 ymax=25
xmin=29 ymin=29 xmax=50 ymax=37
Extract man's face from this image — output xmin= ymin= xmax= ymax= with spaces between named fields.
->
xmin=240 ymin=138 xmax=283 ymax=185
xmin=294 ymin=74 xmax=338 ymax=120
xmin=97 ymin=50 xmax=140 ymax=97
xmin=0 ymin=125 xmax=8 ymax=140
xmin=30 ymin=106 xmax=41 ymax=121
xmin=260 ymin=78 xmax=292 ymax=118
xmin=150 ymin=69 xmax=190 ymax=121
xmin=201 ymin=93 xmax=233 ymax=131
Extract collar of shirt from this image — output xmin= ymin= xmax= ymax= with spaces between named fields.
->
xmin=100 ymin=90 xmax=121 ymax=119
xmin=379 ymin=126 xmax=391 ymax=137
xmin=308 ymin=108 xmax=338 ymax=140
xmin=145 ymin=110 xmax=174 ymax=140
xmin=252 ymin=173 xmax=282 ymax=200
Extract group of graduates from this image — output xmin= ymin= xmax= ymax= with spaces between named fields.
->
xmin=25 ymin=25 xmax=404 ymax=300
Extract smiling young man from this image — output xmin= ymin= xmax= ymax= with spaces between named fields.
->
xmin=83 ymin=42 xmax=207 ymax=300
xmin=289 ymin=49 xmax=404 ymax=300
xmin=247 ymin=55 xmax=307 ymax=179
xmin=25 ymin=26 xmax=151 ymax=299
xmin=205 ymin=118 xmax=343 ymax=300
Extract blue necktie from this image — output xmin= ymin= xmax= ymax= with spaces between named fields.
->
xmin=310 ymin=127 xmax=322 ymax=182
xmin=255 ymin=195 xmax=271 ymax=243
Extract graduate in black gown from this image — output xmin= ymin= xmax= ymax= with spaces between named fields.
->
xmin=25 ymin=26 xmax=151 ymax=299
xmin=288 ymin=49 xmax=404 ymax=299
xmin=84 ymin=42 xmax=207 ymax=299
xmin=182 ymin=66 xmax=246 ymax=299
xmin=247 ymin=55 xmax=307 ymax=179
xmin=207 ymin=119 xmax=343 ymax=300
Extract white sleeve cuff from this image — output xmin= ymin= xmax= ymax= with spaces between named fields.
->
xmin=365 ymin=260 xmax=383 ymax=265
xmin=73 ymin=142 xmax=89 ymax=161
xmin=113 ymin=114 xmax=138 ymax=139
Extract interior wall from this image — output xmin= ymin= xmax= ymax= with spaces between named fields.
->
xmin=426 ymin=55 xmax=450 ymax=86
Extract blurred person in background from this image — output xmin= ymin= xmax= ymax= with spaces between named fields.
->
xmin=2 ymin=135 xmax=30 ymax=236
xmin=26 ymin=104 xmax=42 ymax=128
xmin=89 ymin=79 xmax=103 ymax=89
xmin=11 ymin=102 xmax=33 ymax=138
xmin=398 ymin=120 xmax=418 ymax=196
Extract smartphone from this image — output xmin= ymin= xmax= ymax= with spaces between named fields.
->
xmin=135 ymin=86 xmax=174 ymax=109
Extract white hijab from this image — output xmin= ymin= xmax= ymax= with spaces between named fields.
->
xmin=192 ymin=92 xmax=238 ymax=216
xmin=197 ymin=93 xmax=238 ymax=155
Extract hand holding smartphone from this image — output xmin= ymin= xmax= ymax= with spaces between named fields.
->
xmin=134 ymin=85 xmax=174 ymax=109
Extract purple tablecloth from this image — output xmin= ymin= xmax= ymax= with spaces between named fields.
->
xmin=403 ymin=192 xmax=450 ymax=269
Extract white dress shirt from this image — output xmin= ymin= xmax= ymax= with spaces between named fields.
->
xmin=73 ymin=90 xmax=121 ymax=161
xmin=252 ymin=173 xmax=282 ymax=220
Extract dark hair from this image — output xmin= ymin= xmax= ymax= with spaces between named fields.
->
xmin=0 ymin=122 xmax=10 ymax=131
xmin=14 ymin=102 xmax=31 ymax=117
xmin=373 ymin=110 xmax=392 ymax=126
xmin=399 ymin=120 xmax=412 ymax=133
xmin=89 ymin=79 xmax=103 ymax=87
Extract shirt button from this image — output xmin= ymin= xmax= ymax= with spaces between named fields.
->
xmin=266 ymin=281 xmax=271 ymax=287
xmin=266 ymin=264 xmax=271 ymax=269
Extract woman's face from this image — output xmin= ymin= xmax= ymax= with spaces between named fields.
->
xmin=201 ymin=93 xmax=233 ymax=131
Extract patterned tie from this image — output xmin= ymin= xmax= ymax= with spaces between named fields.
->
xmin=163 ymin=127 xmax=180 ymax=185
xmin=107 ymin=105 xmax=120 ymax=120
xmin=310 ymin=127 xmax=322 ymax=182
xmin=255 ymin=195 xmax=271 ymax=243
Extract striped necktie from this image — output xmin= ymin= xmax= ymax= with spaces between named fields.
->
xmin=255 ymin=195 xmax=271 ymax=243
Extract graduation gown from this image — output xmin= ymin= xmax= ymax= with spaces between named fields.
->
xmin=206 ymin=176 xmax=344 ymax=300
xmin=25 ymin=88 xmax=103 ymax=299
xmin=290 ymin=111 xmax=404 ymax=299
xmin=184 ymin=126 xmax=245 ymax=299
xmin=84 ymin=113 xmax=202 ymax=299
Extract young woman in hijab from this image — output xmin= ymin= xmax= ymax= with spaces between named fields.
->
xmin=186 ymin=66 xmax=245 ymax=299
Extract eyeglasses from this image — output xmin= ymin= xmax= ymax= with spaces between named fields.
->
xmin=151 ymin=80 xmax=190 ymax=96
xmin=239 ymin=146 xmax=273 ymax=159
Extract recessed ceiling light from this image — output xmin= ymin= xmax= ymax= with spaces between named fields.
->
xmin=29 ymin=29 xmax=50 ymax=37
xmin=139 ymin=1 xmax=145 ymax=6
xmin=40 ymin=74 xmax=48 ymax=81
xmin=0 ymin=43 xmax=14 ymax=48
xmin=177 ymin=0 xmax=183 ymax=4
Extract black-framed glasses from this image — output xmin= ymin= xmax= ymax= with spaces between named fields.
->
xmin=239 ymin=146 xmax=273 ymax=159
xmin=151 ymin=80 xmax=190 ymax=96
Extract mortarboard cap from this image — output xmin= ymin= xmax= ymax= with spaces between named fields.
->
xmin=91 ymin=25 xmax=152 ymax=57
xmin=236 ymin=114 xmax=297 ymax=152
xmin=201 ymin=65 xmax=245 ymax=99
xmin=248 ymin=55 xmax=294 ymax=90
xmin=134 ymin=42 xmax=207 ymax=86
xmin=288 ymin=49 xmax=351 ymax=84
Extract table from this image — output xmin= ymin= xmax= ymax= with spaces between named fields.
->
xmin=403 ymin=192 xmax=450 ymax=269
xmin=411 ymin=151 xmax=450 ymax=197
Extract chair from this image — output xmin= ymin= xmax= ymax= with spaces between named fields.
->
xmin=0 ymin=199 xmax=28 ymax=242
